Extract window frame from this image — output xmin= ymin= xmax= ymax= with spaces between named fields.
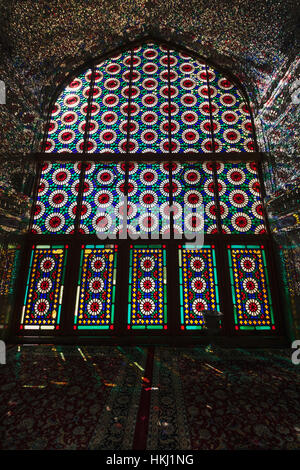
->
xmin=10 ymin=38 xmax=284 ymax=342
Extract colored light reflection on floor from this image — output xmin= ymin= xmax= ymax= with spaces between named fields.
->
xmin=2 ymin=345 xmax=300 ymax=450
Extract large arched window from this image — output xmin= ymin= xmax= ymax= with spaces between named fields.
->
xmin=14 ymin=40 xmax=281 ymax=340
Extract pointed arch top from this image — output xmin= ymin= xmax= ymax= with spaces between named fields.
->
xmin=42 ymin=38 xmax=258 ymax=155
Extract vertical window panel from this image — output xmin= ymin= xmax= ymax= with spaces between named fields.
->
xmin=207 ymin=68 xmax=255 ymax=152
xmin=128 ymin=245 xmax=167 ymax=329
xmin=32 ymin=162 xmax=80 ymax=234
xmin=87 ymin=52 xmax=132 ymax=153
xmin=217 ymin=161 xmax=266 ymax=234
xmin=80 ymin=162 xmax=125 ymax=234
xmin=20 ymin=245 xmax=68 ymax=330
xmin=74 ymin=245 xmax=117 ymax=330
xmin=128 ymin=43 xmax=170 ymax=153
xmin=173 ymin=161 xmax=218 ymax=235
xmin=44 ymin=70 xmax=92 ymax=153
xmin=169 ymin=51 xmax=213 ymax=153
xmin=179 ymin=245 xmax=219 ymax=329
xmin=127 ymin=162 xmax=170 ymax=236
xmin=227 ymin=245 xmax=275 ymax=330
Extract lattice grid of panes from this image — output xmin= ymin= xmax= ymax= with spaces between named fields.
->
xmin=227 ymin=245 xmax=275 ymax=330
xmin=43 ymin=43 xmax=255 ymax=155
xmin=21 ymin=245 xmax=68 ymax=330
xmin=80 ymin=162 xmax=125 ymax=234
xmin=127 ymin=162 xmax=169 ymax=235
xmin=87 ymin=51 xmax=132 ymax=153
xmin=217 ymin=161 xmax=266 ymax=234
xmin=27 ymin=41 xmax=279 ymax=338
xmin=174 ymin=161 xmax=217 ymax=235
xmin=32 ymin=162 xmax=80 ymax=234
xmin=32 ymin=160 xmax=266 ymax=237
xmin=127 ymin=43 xmax=170 ymax=153
xmin=44 ymin=70 xmax=92 ymax=153
xmin=207 ymin=67 xmax=254 ymax=152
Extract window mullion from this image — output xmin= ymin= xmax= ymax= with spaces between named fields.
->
xmin=40 ymin=98 xmax=54 ymax=153
xmin=29 ymin=160 xmax=42 ymax=232
xmin=205 ymin=64 xmax=222 ymax=235
xmin=167 ymin=46 xmax=174 ymax=239
xmin=257 ymin=160 xmax=271 ymax=235
xmin=125 ymin=48 xmax=135 ymax=155
xmin=244 ymin=93 xmax=259 ymax=153
xmin=74 ymin=66 xmax=96 ymax=234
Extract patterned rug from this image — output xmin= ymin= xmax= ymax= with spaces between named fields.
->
xmin=1 ymin=345 xmax=299 ymax=450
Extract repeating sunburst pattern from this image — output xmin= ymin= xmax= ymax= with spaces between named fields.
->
xmin=32 ymin=162 xmax=79 ymax=234
xmin=43 ymin=43 xmax=255 ymax=154
xmin=228 ymin=245 xmax=275 ymax=330
xmin=21 ymin=245 xmax=68 ymax=330
xmin=128 ymin=246 xmax=167 ymax=329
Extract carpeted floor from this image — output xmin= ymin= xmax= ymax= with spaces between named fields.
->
xmin=1 ymin=345 xmax=299 ymax=450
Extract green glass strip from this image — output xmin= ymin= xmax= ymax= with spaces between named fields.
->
xmin=78 ymin=249 xmax=84 ymax=284
xmin=60 ymin=247 xmax=68 ymax=284
xmin=212 ymin=249 xmax=216 ymax=267
xmin=269 ymin=304 xmax=275 ymax=324
xmin=78 ymin=325 xmax=110 ymax=330
xmin=227 ymin=249 xmax=233 ymax=268
xmin=111 ymin=303 xmax=115 ymax=324
xmin=233 ymin=305 xmax=238 ymax=325
xmin=57 ymin=304 xmax=62 ymax=325
xmin=128 ymin=304 xmax=131 ymax=324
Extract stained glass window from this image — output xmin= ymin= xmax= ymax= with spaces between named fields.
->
xmin=173 ymin=161 xmax=217 ymax=235
xmin=217 ymin=161 xmax=266 ymax=234
xmin=87 ymin=52 xmax=132 ymax=153
xmin=74 ymin=245 xmax=117 ymax=329
xmin=127 ymin=43 xmax=170 ymax=153
xmin=32 ymin=162 xmax=79 ymax=234
xmin=168 ymin=50 xmax=212 ymax=153
xmin=43 ymin=43 xmax=255 ymax=154
xmin=128 ymin=245 xmax=167 ymax=329
xmin=179 ymin=245 xmax=219 ymax=329
xmin=80 ymin=162 xmax=125 ymax=234
xmin=227 ymin=245 xmax=275 ymax=330
xmin=21 ymin=245 xmax=68 ymax=330
xmin=127 ymin=162 xmax=169 ymax=236
xmin=23 ymin=40 xmax=278 ymax=338
xmin=31 ymin=160 xmax=267 ymax=237
xmin=207 ymin=68 xmax=255 ymax=152
xmin=45 ymin=70 xmax=92 ymax=153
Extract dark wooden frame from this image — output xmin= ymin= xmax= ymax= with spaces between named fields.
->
xmin=8 ymin=37 xmax=286 ymax=345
